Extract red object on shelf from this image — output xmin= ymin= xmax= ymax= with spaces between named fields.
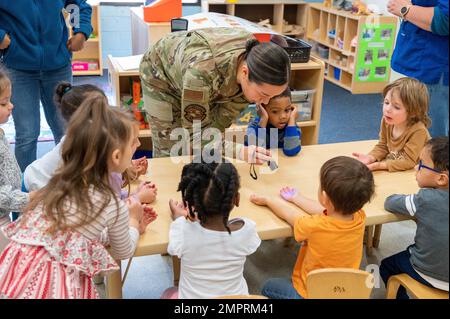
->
xmin=143 ymin=0 xmax=182 ymax=23
xmin=253 ymin=33 xmax=271 ymax=43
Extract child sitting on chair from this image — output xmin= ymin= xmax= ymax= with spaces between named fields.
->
xmin=250 ymin=156 xmax=375 ymax=298
xmin=380 ymin=137 xmax=449 ymax=298
xmin=353 ymin=77 xmax=431 ymax=171
xmin=246 ymin=87 xmax=301 ymax=156
xmin=164 ymin=158 xmax=261 ymax=299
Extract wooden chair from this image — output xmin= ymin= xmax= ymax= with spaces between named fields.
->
xmin=306 ymin=268 xmax=374 ymax=299
xmin=216 ymin=295 xmax=268 ymax=299
xmin=386 ymin=274 xmax=449 ymax=299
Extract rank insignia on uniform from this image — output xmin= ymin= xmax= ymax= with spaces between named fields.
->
xmin=183 ymin=89 xmax=204 ymax=101
xmin=184 ymin=104 xmax=207 ymax=122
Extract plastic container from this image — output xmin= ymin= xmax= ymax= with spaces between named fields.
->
xmin=317 ymin=45 xmax=329 ymax=59
xmin=271 ymin=35 xmax=312 ymax=63
xmin=291 ymin=89 xmax=315 ymax=121
xmin=334 ymin=67 xmax=341 ymax=80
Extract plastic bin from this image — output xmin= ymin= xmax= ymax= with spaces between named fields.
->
xmin=291 ymin=89 xmax=315 ymax=121
xmin=317 ymin=45 xmax=329 ymax=59
xmin=334 ymin=67 xmax=341 ymax=80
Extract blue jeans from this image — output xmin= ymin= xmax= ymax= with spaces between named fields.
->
xmin=261 ymin=278 xmax=304 ymax=299
xmin=427 ymin=76 xmax=449 ymax=138
xmin=8 ymin=64 xmax=71 ymax=171
xmin=380 ymin=248 xmax=434 ymax=299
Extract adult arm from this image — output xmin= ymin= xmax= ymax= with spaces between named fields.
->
xmin=388 ymin=0 xmax=448 ymax=35
xmin=65 ymin=0 xmax=93 ymax=40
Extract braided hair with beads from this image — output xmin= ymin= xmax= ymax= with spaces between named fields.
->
xmin=177 ymin=159 xmax=241 ymax=234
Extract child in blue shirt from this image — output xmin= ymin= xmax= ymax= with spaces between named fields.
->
xmin=245 ymin=87 xmax=301 ymax=156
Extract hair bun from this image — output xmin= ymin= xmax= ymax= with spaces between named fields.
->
xmin=245 ymin=39 xmax=260 ymax=53
xmin=54 ymin=82 xmax=72 ymax=106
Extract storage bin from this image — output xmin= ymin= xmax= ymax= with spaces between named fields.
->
xmin=317 ymin=45 xmax=329 ymax=59
xmin=334 ymin=67 xmax=341 ymax=80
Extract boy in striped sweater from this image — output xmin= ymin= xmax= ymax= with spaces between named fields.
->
xmin=245 ymin=88 xmax=301 ymax=156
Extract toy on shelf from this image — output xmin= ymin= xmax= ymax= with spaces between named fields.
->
xmin=324 ymin=0 xmax=332 ymax=8
xmin=351 ymin=0 xmax=371 ymax=15
xmin=328 ymin=29 xmax=336 ymax=39
xmin=337 ymin=37 xmax=344 ymax=49
xmin=351 ymin=35 xmax=358 ymax=49
xmin=333 ymin=0 xmax=352 ymax=11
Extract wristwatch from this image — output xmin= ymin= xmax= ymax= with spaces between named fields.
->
xmin=400 ymin=4 xmax=412 ymax=19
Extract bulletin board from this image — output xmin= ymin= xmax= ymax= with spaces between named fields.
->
xmin=355 ymin=23 xmax=396 ymax=82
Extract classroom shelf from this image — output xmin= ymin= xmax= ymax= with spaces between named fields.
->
xmin=68 ymin=3 xmax=103 ymax=76
xmin=306 ymin=3 xmax=398 ymax=94
xmin=107 ymin=54 xmax=325 ymax=146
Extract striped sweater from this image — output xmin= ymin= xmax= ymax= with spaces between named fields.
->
xmin=245 ymin=119 xmax=302 ymax=156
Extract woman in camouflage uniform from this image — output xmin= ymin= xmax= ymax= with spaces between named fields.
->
xmin=140 ymin=27 xmax=291 ymax=164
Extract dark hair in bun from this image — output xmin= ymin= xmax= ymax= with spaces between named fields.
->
xmin=54 ymin=82 xmax=106 ymax=122
xmin=243 ymin=38 xmax=290 ymax=86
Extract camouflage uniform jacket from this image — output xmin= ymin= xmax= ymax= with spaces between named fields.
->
xmin=140 ymin=27 xmax=255 ymax=157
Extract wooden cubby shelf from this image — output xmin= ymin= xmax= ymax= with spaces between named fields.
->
xmin=306 ymin=3 xmax=398 ymax=94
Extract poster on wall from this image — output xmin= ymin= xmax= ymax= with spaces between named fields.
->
xmin=356 ymin=23 xmax=396 ymax=82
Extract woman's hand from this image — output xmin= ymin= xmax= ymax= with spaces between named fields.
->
xmin=352 ymin=152 xmax=376 ymax=165
xmin=169 ymin=199 xmax=189 ymax=220
xmin=240 ymin=145 xmax=272 ymax=165
xmin=367 ymin=161 xmax=388 ymax=171
xmin=249 ymin=194 xmax=268 ymax=206
xmin=387 ymin=0 xmax=412 ymax=17
xmin=0 ymin=34 xmax=11 ymax=50
xmin=288 ymin=104 xmax=298 ymax=126
xmin=67 ymin=33 xmax=86 ymax=52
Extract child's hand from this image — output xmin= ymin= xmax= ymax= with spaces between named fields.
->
xmin=132 ymin=157 xmax=148 ymax=176
xmin=169 ymin=199 xmax=189 ymax=220
xmin=288 ymin=104 xmax=298 ymax=125
xmin=0 ymin=34 xmax=11 ymax=50
xmin=126 ymin=197 xmax=143 ymax=230
xmin=138 ymin=205 xmax=158 ymax=234
xmin=250 ymin=194 xmax=268 ymax=206
xmin=367 ymin=161 xmax=387 ymax=171
xmin=137 ymin=182 xmax=158 ymax=203
xmin=256 ymin=104 xmax=269 ymax=128
xmin=280 ymin=186 xmax=298 ymax=202
xmin=352 ymin=152 xmax=376 ymax=165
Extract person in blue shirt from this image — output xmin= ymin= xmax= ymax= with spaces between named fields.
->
xmin=0 ymin=1 xmax=93 ymax=171
xmin=245 ymin=87 xmax=301 ymax=157
xmin=388 ymin=0 xmax=449 ymax=138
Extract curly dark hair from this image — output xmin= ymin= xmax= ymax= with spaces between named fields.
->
xmin=425 ymin=137 xmax=449 ymax=172
xmin=177 ymin=159 xmax=241 ymax=234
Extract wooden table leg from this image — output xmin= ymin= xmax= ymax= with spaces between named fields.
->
xmin=106 ymin=260 xmax=123 ymax=299
xmin=365 ymin=225 xmax=374 ymax=257
xmin=373 ymin=224 xmax=382 ymax=248
xmin=172 ymin=256 xmax=181 ymax=287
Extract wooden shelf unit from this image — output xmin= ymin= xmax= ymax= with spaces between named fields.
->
xmin=107 ymin=55 xmax=324 ymax=145
xmin=70 ymin=3 xmax=103 ymax=76
xmin=202 ymin=0 xmax=308 ymax=38
xmin=306 ymin=3 xmax=397 ymax=94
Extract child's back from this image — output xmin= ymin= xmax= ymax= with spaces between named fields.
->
xmin=169 ymin=217 xmax=260 ymax=298
xmin=167 ymin=160 xmax=261 ymax=298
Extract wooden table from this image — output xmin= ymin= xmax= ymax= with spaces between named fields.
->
xmin=105 ymin=139 xmax=418 ymax=298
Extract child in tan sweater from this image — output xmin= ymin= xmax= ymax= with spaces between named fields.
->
xmin=353 ymin=77 xmax=431 ymax=172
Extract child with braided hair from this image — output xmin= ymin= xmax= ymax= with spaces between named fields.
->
xmin=164 ymin=159 xmax=261 ymax=299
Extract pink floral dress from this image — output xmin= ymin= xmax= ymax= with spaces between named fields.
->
xmin=0 ymin=210 xmax=118 ymax=299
